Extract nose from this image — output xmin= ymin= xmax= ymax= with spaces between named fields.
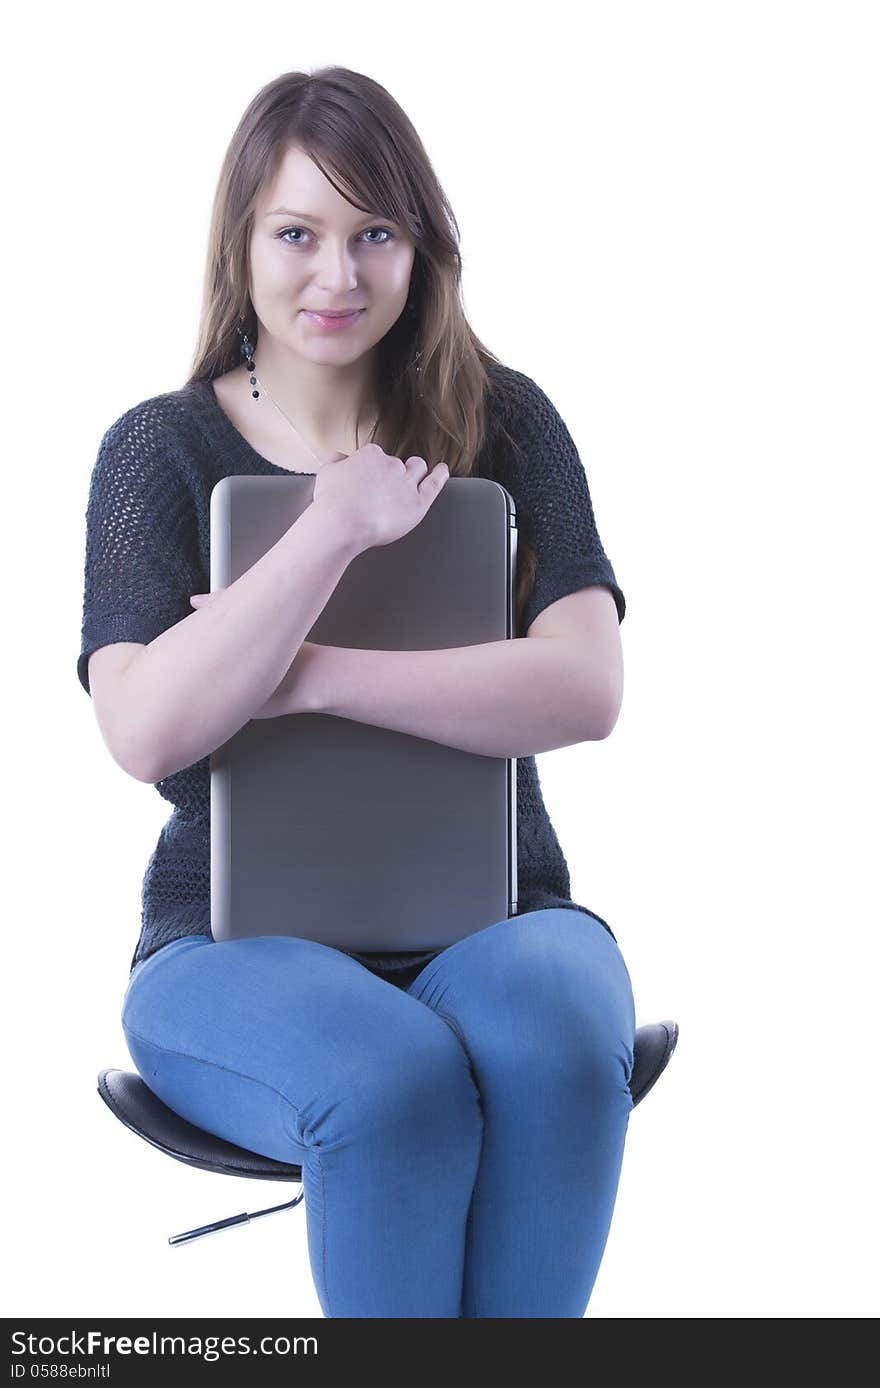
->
xmin=314 ymin=238 xmax=361 ymax=294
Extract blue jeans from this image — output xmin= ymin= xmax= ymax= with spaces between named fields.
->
xmin=121 ymin=908 xmax=636 ymax=1318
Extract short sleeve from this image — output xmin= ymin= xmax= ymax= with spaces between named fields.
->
xmin=77 ymin=401 xmax=202 ymax=697
xmin=499 ymin=371 xmax=626 ymax=635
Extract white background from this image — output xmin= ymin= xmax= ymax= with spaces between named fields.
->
xmin=3 ymin=0 xmax=877 ymax=1319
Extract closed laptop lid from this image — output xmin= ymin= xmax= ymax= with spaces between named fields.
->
xmin=210 ymin=474 xmax=517 ymax=953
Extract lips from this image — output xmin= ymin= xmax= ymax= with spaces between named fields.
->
xmin=302 ymin=308 xmax=365 ymax=332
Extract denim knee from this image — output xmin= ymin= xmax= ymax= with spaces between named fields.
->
xmin=291 ymin=1003 xmax=483 ymax=1160
xmin=419 ymin=909 xmax=636 ymax=1093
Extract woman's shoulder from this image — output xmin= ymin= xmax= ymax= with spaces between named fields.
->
xmin=92 ymin=383 xmax=216 ymax=501
xmin=88 ymin=382 xmax=211 ymax=512
xmin=100 ymin=379 xmax=205 ymax=443
xmin=484 ymin=358 xmax=532 ymax=400
xmin=482 ymin=360 xmax=553 ymax=434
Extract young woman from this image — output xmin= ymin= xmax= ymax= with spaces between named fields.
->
xmin=78 ymin=65 xmax=635 ymax=1318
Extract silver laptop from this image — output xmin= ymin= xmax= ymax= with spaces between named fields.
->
xmin=209 ymin=474 xmax=518 ymax=953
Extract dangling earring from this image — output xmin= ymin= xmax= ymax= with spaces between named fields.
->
xmin=236 ymin=317 xmax=259 ymax=399
xmin=406 ymin=296 xmax=423 ymax=376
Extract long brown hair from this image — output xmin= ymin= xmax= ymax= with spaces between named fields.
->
xmin=186 ymin=65 xmax=536 ymax=628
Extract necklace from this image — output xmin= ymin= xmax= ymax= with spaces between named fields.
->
xmin=246 ymin=362 xmax=379 ymax=469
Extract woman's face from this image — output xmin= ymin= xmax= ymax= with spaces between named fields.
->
xmin=248 ymin=143 xmax=417 ymax=369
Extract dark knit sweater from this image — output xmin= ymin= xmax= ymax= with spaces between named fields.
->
xmin=77 ymin=362 xmax=626 ymax=979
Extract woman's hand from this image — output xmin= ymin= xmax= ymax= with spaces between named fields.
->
xmin=188 ymin=591 xmax=219 ymax=611
xmin=188 ymin=591 xmax=325 ymax=717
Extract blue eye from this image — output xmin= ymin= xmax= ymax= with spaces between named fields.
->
xmin=276 ymin=226 xmax=395 ymax=246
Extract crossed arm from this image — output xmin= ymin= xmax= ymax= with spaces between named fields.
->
xmin=191 ymin=584 xmax=623 ymax=759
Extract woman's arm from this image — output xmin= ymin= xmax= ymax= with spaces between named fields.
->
xmin=259 ymin=631 xmax=615 ymax=758
xmin=117 ymin=502 xmax=361 ymax=783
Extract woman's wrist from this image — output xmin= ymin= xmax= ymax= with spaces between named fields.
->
xmin=255 ymin=640 xmax=329 ymax=719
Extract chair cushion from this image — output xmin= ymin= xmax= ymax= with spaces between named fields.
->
xmin=98 ymin=1020 xmax=678 ymax=1178
xmin=630 ymin=1020 xmax=679 ymax=1107
xmin=97 ymin=1068 xmax=302 ymax=1180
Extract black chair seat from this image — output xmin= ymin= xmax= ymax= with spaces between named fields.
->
xmin=98 ymin=1020 xmax=678 ymax=1245
xmin=98 ymin=1020 xmax=678 ymax=1183
xmin=98 ymin=1067 xmax=303 ymax=1181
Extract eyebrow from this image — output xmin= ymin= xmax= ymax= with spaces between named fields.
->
xmin=265 ymin=207 xmax=391 ymax=223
